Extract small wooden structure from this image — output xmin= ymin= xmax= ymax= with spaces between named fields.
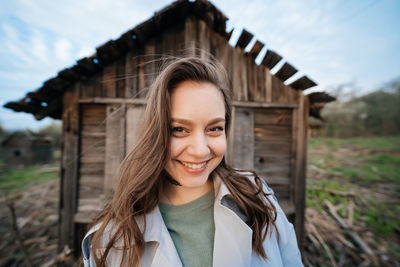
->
xmin=1 ymin=131 xmax=53 ymax=166
xmin=5 ymin=0 xmax=333 ymax=254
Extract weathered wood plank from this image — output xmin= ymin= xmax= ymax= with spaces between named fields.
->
xmin=197 ymin=19 xmax=210 ymax=59
xmin=235 ymin=29 xmax=253 ymax=49
xmin=59 ymin=85 xmax=79 ymax=252
xmin=232 ymin=48 xmax=248 ymax=101
xmin=125 ymin=52 xmax=138 ymax=98
xmin=209 ymin=29 xmax=232 ymax=84
xmin=144 ymin=38 xmax=156 ymax=92
xmin=289 ymin=75 xmax=317 ymax=90
xmin=79 ymin=98 xmax=147 ymax=105
xmin=79 ymin=162 xmax=104 ymax=176
xmin=102 ymin=63 xmax=117 ymax=97
xmin=79 ymin=175 xmax=103 ymax=189
xmin=293 ymin=92 xmax=309 ymax=248
xmin=233 ymin=101 xmax=298 ymax=108
xmin=265 ymin=68 xmax=273 ymax=102
xmin=184 ymin=17 xmax=197 ymax=56
xmin=255 ymin=64 xmax=266 ymax=102
xmin=271 ymin=74 xmax=283 ymax=103
xmin=254 ymin=141 xmax=291 ymax=156
xmin=116 ymin=58 xmax=125 ymax=98
xmin=104 ymin=104 xmax=125 ymax=193
xmin=247 ymin=55 xmax=257 ymax=101
xmin=248 ymin=40 xmax=264 ymax=60
xmin=229 ymin=107 xmax=254 ymax=169
xmin=254 ymin=126 xmax=291 ymax=140
xmin=137 ymin=55 xmax=146 ymax=98
xmin=126 ymin=105 xmax=145 ymax=153
xmin=261 ymin=49 xmax=282 ymax=69
xmin=254 ymin=108 xmax=292 ymax=126
xmin=274 ymin=62 xmax=298 ymax=82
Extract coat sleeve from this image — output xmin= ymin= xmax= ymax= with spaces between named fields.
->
xmin=256 ymin=177 xmax=303 ymax=267
xmin=82 ymin=224 xmax=102 ymax=267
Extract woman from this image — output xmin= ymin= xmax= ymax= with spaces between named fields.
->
xmin=82 ymin=56 xmax=303 ymax=266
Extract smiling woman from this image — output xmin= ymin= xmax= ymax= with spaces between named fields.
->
xmin=81 ymin=56 xmax=303 ymax=267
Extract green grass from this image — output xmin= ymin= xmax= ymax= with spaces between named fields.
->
xmin=308 ymin=136 xmax=400 ymax=151
xmin=307 ymin=136 xmax=400 ymax=237
xmin=0 ymin=165 xmax=58 ymax=195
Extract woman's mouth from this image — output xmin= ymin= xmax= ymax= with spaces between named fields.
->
xmin=178 ymin=160 xmax=209 ymax=173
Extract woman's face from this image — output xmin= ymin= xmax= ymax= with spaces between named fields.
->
xmin=165 ymin=80 xmax=227 ymax=190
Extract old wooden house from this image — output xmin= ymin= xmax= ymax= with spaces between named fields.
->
xmin=1 ymin=131 xmax=53 ymax=166
xmin=5 ymin=0 xmax=333 ymax=254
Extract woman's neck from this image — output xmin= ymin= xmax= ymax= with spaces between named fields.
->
xmin=161 ymin=179 xmax=214 ymax=206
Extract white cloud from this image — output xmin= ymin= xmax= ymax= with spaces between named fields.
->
xmin=55 ymin=38 xmax=72 ymax=62
xmin=76 ymin=46 xmax=94 ymax=59
xmin=31 ymin=30 xmax=48 ymax=62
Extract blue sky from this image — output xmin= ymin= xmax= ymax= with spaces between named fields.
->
xmin=1 ymin=0 xmax=399 ymax=131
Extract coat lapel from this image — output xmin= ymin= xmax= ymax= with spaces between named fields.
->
xmin=140 ymin=207 xmax=183 ymax=267
xmin=212 ymin=176 xmax=253 ymax=267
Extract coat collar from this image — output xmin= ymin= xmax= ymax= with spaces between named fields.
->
xmin=142 ymin=172 xmax=253 ymax=267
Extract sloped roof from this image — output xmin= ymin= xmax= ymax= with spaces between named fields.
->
xmin=4 ymin=0 xmax=328 ymax=120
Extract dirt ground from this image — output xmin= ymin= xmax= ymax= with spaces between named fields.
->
xmin=303 ymin=143 xmax=400 ymax=266
xmin=0 ymin=179 xmax=74 ymax=266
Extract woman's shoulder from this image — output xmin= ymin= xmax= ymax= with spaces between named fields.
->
xmin=81 ymin=220 xmax=125 ymax=266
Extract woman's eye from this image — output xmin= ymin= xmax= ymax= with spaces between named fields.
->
xmin=172 ymin=126 xmax=185 ymax=132
xmin=209 ymin=126 xmax=224 ymax=132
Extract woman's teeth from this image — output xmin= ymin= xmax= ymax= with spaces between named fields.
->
xmin=181 ymin=161 xmax=207 ymax=169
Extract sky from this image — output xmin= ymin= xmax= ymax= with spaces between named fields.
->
xmin=0 ymin=0 xmax=399 ymax=131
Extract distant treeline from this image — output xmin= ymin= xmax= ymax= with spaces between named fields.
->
xmin=317 ymin=78 xmax=400 ymax=137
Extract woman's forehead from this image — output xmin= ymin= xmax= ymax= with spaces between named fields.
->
xmin=170 ymin=81 xmax=225 ymax=118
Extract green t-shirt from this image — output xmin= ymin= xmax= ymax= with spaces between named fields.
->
xmin=159 ymin=189 xmax=215 ymax=267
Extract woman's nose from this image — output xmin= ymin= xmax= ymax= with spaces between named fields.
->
xmin=187 ymin=133 xmax=210 ymax=157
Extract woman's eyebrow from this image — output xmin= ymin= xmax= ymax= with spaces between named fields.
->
xmin=170 ymin=117 xmax=225 ymax=125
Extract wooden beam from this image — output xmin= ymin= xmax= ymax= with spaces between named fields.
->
xmin=235 ymin=29 xmax=254 ymax=49
xmin=261 ymin=49 xmax=282 ymax=69
xmin=34 ymin=98 xmax=62 ymax=120
xmin=274 ymin=62 xmax=298 ymax=82
xmin=307 ymin=92 xmax=336 ymax=103
xmin=96 ymin=40 xmax=122 ymax=65
xmin=58 ymin=67 xmax=80 ymax=82
xmin=248 ymin=40 xmax=264 ymax=59
xmin=78 ymin=97 xmax=147 ymax=105
xmin=289 ymin=76 xmax=317 ymax=90
xmin=233 ymin=101 xmax=298 ymax=109
xmin=77 ymin=57 xmax=102 ymax=75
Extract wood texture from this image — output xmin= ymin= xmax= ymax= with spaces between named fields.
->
xmin=293 ymin=92 xmax=309 ymax=249
xmin=289 ymin=75 xmax=317 ymax=90
xmin=248 ymin=40 xmax=264 ymax=59
xmin=102 ymin=63 xmax=117 ymax=97
xmin=274 ymin=62 xmax=298 ymax=82
xmin=78 ymin=104 xmax=106 ymax=202
xmin=126 ymin=105 xmax=145 ymax=153
xmin=104 ymin=104 xmax=125 ymax=193
xmin=184 ymin=17 xmax=197 ymax=56
xmin=253 ymin=108 xmax=293 ymax=202
xmin=197 ymin=19 xmax=210 ymax=59
xmin=232 ymin=47 xmax=248 ymax=101
xmin=58 ymin=85 xmax=79 ymax=252
xmin=229 ymin=107 xmax=254 ymax=170
xmin=261 ymin=49 xmax=282 ymax=69
xmin=235 ymin=29 xmax=253 ymax=49
xmin=125 ymin=52 xmax=138 ymax=98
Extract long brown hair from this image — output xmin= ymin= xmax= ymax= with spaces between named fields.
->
xmin=90 ymin=56 xmax=278 ymax=266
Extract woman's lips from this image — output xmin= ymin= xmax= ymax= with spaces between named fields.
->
xmin=177 ymin=160 xmax=209 ymax=174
